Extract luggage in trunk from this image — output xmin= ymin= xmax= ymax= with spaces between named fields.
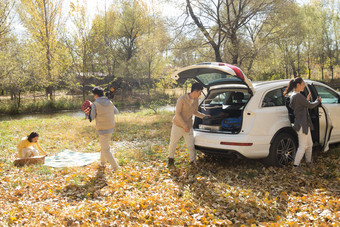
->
xmin=197 ymin=104 xmax=243 ymax=133
xmin=221 ymin=117 xmax=241 ymax=130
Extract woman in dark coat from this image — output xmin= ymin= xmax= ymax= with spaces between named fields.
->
xmin=283 ymin=77 xmax=322 ymax=168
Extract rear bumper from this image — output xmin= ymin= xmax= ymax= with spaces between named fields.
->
xmin=195 ymin=145 xmax=245 ymax=158
xmin=194 ymin=130 xmax=270 ymax=159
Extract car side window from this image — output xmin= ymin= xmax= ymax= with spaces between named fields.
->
xmin=314 ymin=85 xmax=339 ymax=104
xmin=262 ymin=88 xmax=285 ymax=107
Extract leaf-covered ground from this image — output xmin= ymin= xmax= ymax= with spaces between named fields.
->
xmin=0 ymin=111 xmax=339 ymax=226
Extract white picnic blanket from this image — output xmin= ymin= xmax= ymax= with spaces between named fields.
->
xmin=44 ymin=149 xmax=100 ymax=168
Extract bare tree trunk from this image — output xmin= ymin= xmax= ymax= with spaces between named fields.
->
xmin=186 ymin=0 xmax=222 ymax=62
xmin=17 ymin=90 xmax=21 ymax=110
xmin=46 ymin=87 xmax=53 ymax=99
xmin=284 ymin=48 xmax=289 ymax=79
xmin=297 ymin=45 xmax=300 ymax=77
xmin=307 ymin=50 xmax=311 ymax=80
xmin=331 ymin=66 xmax=334 ymax=80
xmin=148 ymin=60 xmax=151 ymax=97
xmin=291 ymin=61 xmax=297 ymax=78
xmin=82 ymin=52 xmax=87 ymax=102
xmin=43 ymin=0 xmax=53 ymax=100
xmin=230 ymin=32 xmax=239 ymax=65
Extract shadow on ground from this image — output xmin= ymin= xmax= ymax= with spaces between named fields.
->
xmin=61 ymin=167 xmax=107 ymax=200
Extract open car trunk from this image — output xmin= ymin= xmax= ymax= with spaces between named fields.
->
xmin=193 ymin=88 xmax=250 ymax=134
xmin=172 ymin=62 xmax=254 ymax=134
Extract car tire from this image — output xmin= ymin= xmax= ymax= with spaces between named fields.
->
xmin=262 ymin=133 xmax=297 ymax=167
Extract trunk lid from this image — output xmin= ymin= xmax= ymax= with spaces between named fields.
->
xmin=172 ymin=62 xmax=255 ymax=94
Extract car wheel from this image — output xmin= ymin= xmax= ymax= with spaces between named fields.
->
xmin=262 ymin=133 xmax=297 ymax=166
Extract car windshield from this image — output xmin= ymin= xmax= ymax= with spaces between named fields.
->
xmin=196 ymin=73 xmax=243 ymax=86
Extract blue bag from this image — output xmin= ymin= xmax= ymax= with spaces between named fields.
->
xmin=221 ymin=117 xmax=241 ymax=130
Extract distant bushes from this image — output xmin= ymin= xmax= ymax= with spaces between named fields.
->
xmin=0 ymin=97 xmax=83 ymax=115
xmin=0 ymin=89 xmax=179 ymax=115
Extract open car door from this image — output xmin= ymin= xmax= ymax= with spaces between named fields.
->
xmin=308 ymin=84 xmax=333 ymax=152
xmin=318 ymin=105 xmax=332 ymax=151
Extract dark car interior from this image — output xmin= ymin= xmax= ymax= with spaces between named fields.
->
xmin=193 ymin=89 xmax=249 ymax=133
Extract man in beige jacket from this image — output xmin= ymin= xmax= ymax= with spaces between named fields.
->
xmin=168 ymin=83 xmax=208 ymax=167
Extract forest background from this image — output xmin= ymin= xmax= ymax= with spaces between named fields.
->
xmin=0 ymin=1 xmax=339 ymax=225
xmin=0 ymin=0 xmax=339 ymax=115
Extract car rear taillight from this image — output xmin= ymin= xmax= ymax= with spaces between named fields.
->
xmin=224 ymin=64 xmax=245 ymax=80
xmin=220 ymin=142 xmax=253 ymax=146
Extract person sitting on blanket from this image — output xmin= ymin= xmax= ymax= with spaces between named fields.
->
xmin=17 ymin=132 xmax=48 ymax=158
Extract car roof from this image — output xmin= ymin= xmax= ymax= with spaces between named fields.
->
xmin=210 ymin=79 xmax=290 ymax=92
xmin=209 ymin=78 xmax=329 ymax=93
xmin=209 ymin=79 xmax=325 ymax=94
xmin=252 ymin=79 xmax=290 ymax=88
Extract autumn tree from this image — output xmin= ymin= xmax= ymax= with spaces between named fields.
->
xmin=116 ymin=0 xmax=148 ymax=79
xmin=254 ymin=0 xmax=339 ymax=80
xmin=247 ymin=2 xmax=309 ymax=80
xmin=106 ymin=0 xmax=148 ymax=97
xmin=184 ymin=0 xmax=293 ymax=69
xmin=0 ymin=36 xmax=33 ymax=112
xmin=0 ymin=0 xmax=15 ymax=85
xmin=0 ymin=36 xmax=16 ymax=82
xmin=19 ymin=39 xmax=47 ymax=99
xmin=0 ymin=0 xmax=15 ymax=43
xmin=66 ymin=0 xmax=94 ymax=101
xmin=302 ymin=4 xmax=319 ymax=79
xmin=18 ymin=0 xmax=65 ymax=100
xmin=318 ymin=0 xmax=339 ymax=80
xmin=137 ymin=4 xmax=171 ymax=96
xmin=89 ymin=3 xmax=121 ymax=89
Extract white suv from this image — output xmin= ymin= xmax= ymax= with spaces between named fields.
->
xmin=172 ymin=62 xmax=340 ymax=166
